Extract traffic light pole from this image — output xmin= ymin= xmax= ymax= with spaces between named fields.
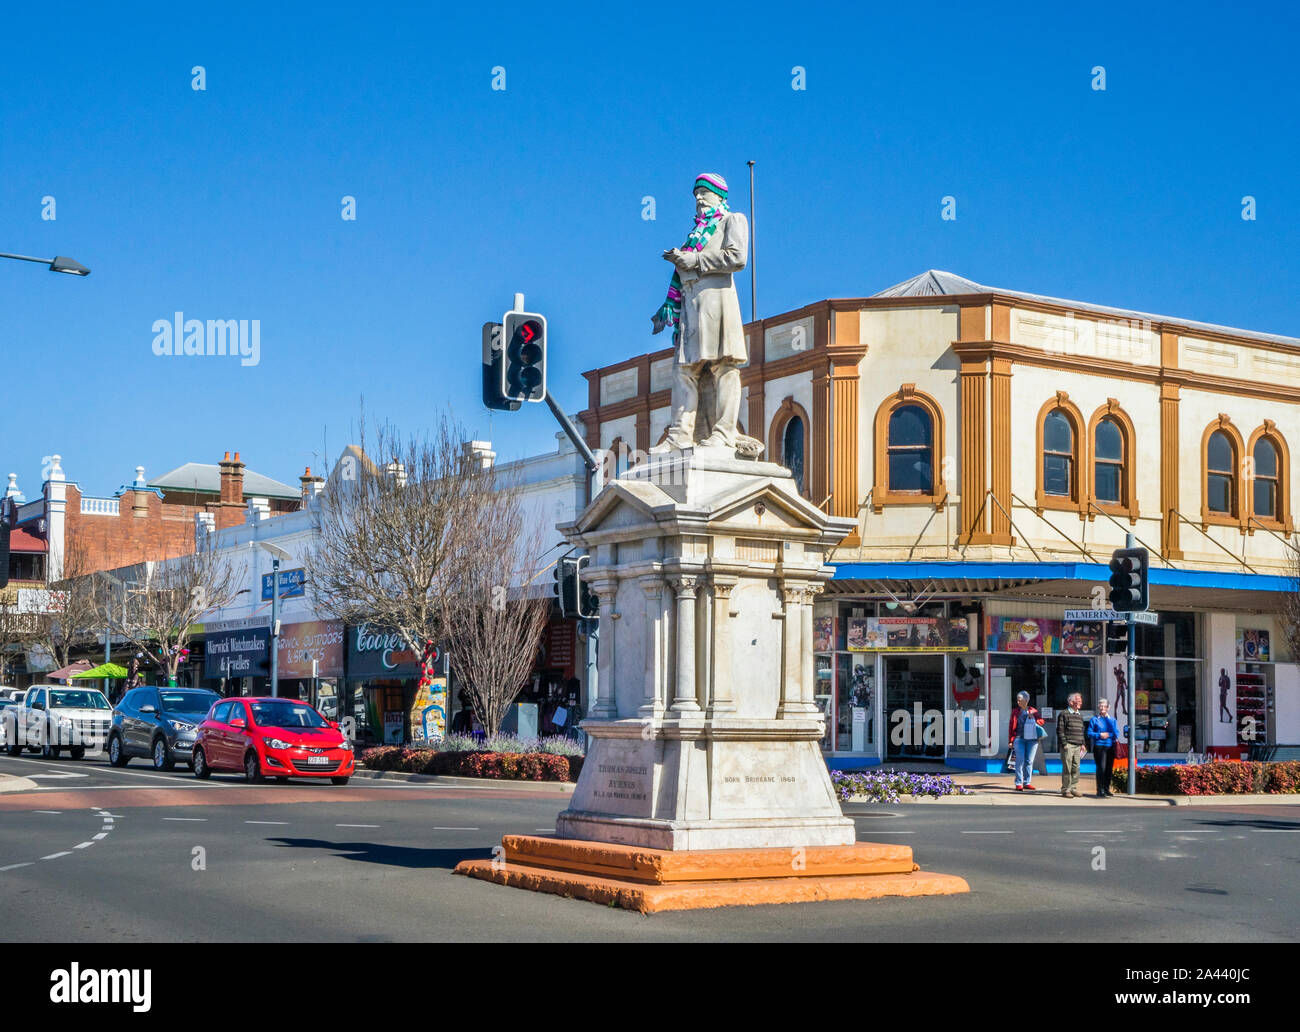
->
xmin=1126 ymin=531 xmax=1137 ymax=796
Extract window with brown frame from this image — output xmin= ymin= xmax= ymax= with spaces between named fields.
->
xmin=1093 ymin=417 xmax=1124 ymax=505
xmin=1206 ymin=431 xmax=1236 ymax=516
xmin=1252 ymin=437 xmax=1279 ymax=520
xmin=886 ymin=404 xmax=933 ymax=493
xmin=1042 ymin=409 xmax=1075 ymax=498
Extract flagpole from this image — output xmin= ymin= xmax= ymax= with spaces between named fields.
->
xmin=747 ymin=160 xmax=757 ymax=322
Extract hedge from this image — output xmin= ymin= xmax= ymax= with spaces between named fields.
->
xmin=360 ymin=746 xmax=582 ymax=783
xmin=1110 ymin=759 xmax=1300 ymax=795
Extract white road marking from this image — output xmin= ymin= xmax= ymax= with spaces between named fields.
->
xmin=92 ymin=832 xmax=108 ymax=840
xmin=1163 ymin=830 xmax=1218 ymax=833
xmin=534 ymin=828 xmax=556 ymax=832
xmin=73 ymin=842 xmax=94 ymax=850
xmin=0 ymin=863 xmax=34 ymax=871
xmin=32 ymin=810 xmax=63 ymax=815
xmin=245 ymin=821 xmax=289 ymax=826
xmin=336 ymin=824 xmax=380 ymax=828
xmin=41 ymin=851 xmax=71 ymax=860
xmin=433 ymin=826 xmax=479 ymax=831
xmin=1253 ymin=829 xmax=1300 ymax=833
xmin=1065 ymin=830 xmax=1126 ymax=834
xmin=961 ymin=830 xmax=1014 ymax=834
xmin=29 ymin=772 xmax=90 ymax=779
xmin=162 ymin=817 xmax=207 ymax=822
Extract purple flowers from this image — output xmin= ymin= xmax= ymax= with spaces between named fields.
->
xmin=830 ymin=768 xmax=973 ymax=803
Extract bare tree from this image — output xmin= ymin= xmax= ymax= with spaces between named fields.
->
xmin=438 ymin=480 xmax=551 ymax=737
xmin=29 ymin=539 xmax=106 ymax=671
xmin=309 ymin=412 xmax=551 ymax=737
xmin=111 ymin=540 xmax=242 ymax=687
xmin=1283 ymin=541 xmax=1300 ymax=663
xmin=0 ymin=599 xmax=35 ymax=684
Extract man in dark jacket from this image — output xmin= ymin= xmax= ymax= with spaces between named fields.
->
xmin=1056 ymin=692 xmax=1088 ymax=798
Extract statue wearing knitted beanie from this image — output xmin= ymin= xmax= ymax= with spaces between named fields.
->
xmin=651 ymin=173 xmax=762 ymax=457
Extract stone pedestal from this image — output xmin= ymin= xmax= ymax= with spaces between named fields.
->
xmin=553 ymin=447 xmax=856 ymax=850
xmin=456 ymin=447 xmax=970 ymax=910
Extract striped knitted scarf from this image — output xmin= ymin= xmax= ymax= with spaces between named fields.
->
xmin=655 ymin=202 xmax=729 ymax=329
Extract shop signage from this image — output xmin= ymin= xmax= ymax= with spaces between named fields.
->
xmin=347 ymin=623 xmax=421 ymax=678
xmin=1063 ymin=608 xmax=1158 ymax=625
xmin=277 ymin=620 xmax=344 ymax=680
xmin=383 ymin=711 xmax=404 ymax=744
xmin=204 ymin=627 xmax=271 ymax=678
xmin=986 ymin=616 xmax=1105 ymax=655
xmin=846 ymin=615 xmax=970 ymax=652
xmin=261 ymin=568 xmax=306 ymax=601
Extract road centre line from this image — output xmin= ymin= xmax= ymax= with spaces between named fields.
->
xmin=336 ymin=824 xmax=380 ymax=828
xmin=961 ymin=830 xmax=1014 ymax=834
xmin=162 ymin=817 xmax=207 ymax=822
xmin=245 ymin=820 xmax=289 ymax=825
xmin=433 ymin=826 xmax=479 ymax=831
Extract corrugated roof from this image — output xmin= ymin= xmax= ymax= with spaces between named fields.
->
xmin=873 ymin=269 xmax=1300 ymax=348
xmin=148 ymin=463 xmax=299 ymax=499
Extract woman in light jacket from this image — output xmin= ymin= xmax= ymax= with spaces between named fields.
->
xmin=1008 ymin=690 xmax=1046 ymax=791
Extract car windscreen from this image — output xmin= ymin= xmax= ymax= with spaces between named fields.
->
xmin=249 ymin=702 xmax=327 ymax=729
xmin=49 ymin=690 xmax=110 ymax=710
xmin=159 ymin=691 xmax=218 ymax=715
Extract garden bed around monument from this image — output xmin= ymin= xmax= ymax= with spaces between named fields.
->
xmin=360 ymin=734 xmax=585 ymax=783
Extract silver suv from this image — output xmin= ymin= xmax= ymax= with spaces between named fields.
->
xmin=107 ymin=687 xmax=220 ymax=771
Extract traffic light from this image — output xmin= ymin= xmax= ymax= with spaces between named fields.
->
xmin=553 ymin=555 xmax=580 ymax=617
xmin=1105 ymin=623 xmax=1130 ymax=655
xmin=501 ymin=310 xmax=547 ymax=403
xmin=1108 ymin=546 xmax=1149 ymax=612
xmin=552 ymin=554 xmax=596 ymax=619
xmin=481 ymin=322 xmax=520 ymax=412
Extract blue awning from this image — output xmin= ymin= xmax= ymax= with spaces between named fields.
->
xmin=831 ymin=561 xmax=1291 ymax=594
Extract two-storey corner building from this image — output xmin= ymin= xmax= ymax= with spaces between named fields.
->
xmin=577 ymin=270 xmax=1300 ymax=771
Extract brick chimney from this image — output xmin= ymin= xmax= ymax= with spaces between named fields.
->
xmin=219 ymin=451 xmax=245 ymax=505
xmin=299 ymin=466 xmax=325 ymax=508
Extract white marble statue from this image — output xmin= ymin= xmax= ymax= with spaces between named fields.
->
xmin=651 ymin=172 xmax=761 ymax=457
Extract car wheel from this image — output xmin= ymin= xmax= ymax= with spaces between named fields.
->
xmin=152 ymin=737 xmax=175 ymax=771
xmin=43 ymin=734 xmax=60 ymax=759
xmin=107 ymin=733 xmax=129 ymax=767
xmin=6 ymin=737 xmax=21 ymax=757
xmin=70 ymin=746 xmax=85 ymax=761
xmin=243 ymin=751 xmax=263 ymax=783
xmin=192 ymin=747 xmax=211 ymax=779
xmin=331 ymin=776 xmax=350 ymax=786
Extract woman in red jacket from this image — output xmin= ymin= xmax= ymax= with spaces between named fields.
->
xmin=1008 ymin=691 xmax=1047 ymax=790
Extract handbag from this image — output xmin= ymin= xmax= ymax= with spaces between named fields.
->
xmin=1005 ymin=746 xmax=1016 ymax=771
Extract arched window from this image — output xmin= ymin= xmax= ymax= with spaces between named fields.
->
xmin=1087 ymin=400 xmax=1139 ymax=521
xmin=887 ymin=404 xmax=933 ymax=493
xmin=769 ymin=397 xmax=811 ymax=499
xmin=871 ymin=385 xmax=947 ymax=512
xmin=783 ymin=416 xmax=806 ymax=494
xmin=1043 ymin=410 xmax=1074 ymax=498
xmin=1252 ymin=437 xmax=1278 ymax=519
xmin=1246 ymin=422 xmax=1291 ymax=532
xmin=1093 ymin=418 xmax=1123 ymax=504
xmin=1206 ymin=431 xmax=1236 ymax=515
xmin=1035 ymin=393 xmax=1086 ymax=515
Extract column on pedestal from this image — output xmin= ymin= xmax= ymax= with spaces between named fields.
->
xmin=707 ymin=576 xmax=737 ymax=717
xmin=589 ymin=577 xmax=619 ymax=719
xmin=801 ymin=585 xmax=822 ymax=706
xmin=670 ymin=575 xmax=700 ymax=713
xmin=777 ymin=583 xmax=815 ymax=718
xmin=638 ymin=577 xmax=667 ymax=718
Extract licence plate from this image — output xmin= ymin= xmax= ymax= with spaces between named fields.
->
xmin=306 ymin=756 xmax=331 ymax=766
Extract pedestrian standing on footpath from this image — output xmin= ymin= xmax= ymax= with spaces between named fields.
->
xmin=1088 ymin=697 xmax=1119 ymax=798
xmin=1008 ymin=691 xmax=1046 ymax=791
xmin=1056 ymin=692 xmax=1088 ymax=798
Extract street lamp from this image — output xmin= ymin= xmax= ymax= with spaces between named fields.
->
xmin=0 ymin=252 xmax=91 ymax=276
xmin=255 ymin=541 xmax=292 ymax=697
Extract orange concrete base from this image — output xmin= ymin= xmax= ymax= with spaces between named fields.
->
xmin=454 ymin=835 xmax=969 ymax=913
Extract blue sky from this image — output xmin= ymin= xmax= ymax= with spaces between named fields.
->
xmin=2 ymin=0 xmax=1297 ymax=497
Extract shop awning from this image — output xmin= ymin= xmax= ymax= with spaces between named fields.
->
xmin=829 ymin=561 xmax=1291 ymax=613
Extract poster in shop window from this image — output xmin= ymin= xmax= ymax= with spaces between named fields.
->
xmin=846 ymin=615 xmax=969 ymax=652
xmin=984 ymin=617 xmax=1103 ymax=655
xmin=813 ymin=617 xmax=834 ymax=653
xmin=1236 ymin=628 xmax=1270 ymax=662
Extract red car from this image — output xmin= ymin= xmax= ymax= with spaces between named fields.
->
xmin=192 ymin=696 xmax=354 ymax=784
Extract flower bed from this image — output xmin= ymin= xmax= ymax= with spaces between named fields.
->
xmin=1110 ymin=759 xmax=1300 ymax=795
xmin=360 ymin=744 xmax=582 ymax=782
xmin=831 ymin=768 xmax=972 ymax=803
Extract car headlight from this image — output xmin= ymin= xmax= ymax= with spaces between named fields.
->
xmin=167 ymin=720 xmax=196 ymax=733
xmin=338 ymin=738 xmax=353 ymax=751
xmin=265 ymin=738 xmax=292 ymax=750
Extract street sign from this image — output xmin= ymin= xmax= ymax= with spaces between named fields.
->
xmin=1064 ymin=608 xmax=1158 ymax=625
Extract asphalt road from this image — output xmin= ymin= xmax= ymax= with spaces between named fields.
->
xmin=2 ymin=752 xmax=1297 ymax=942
